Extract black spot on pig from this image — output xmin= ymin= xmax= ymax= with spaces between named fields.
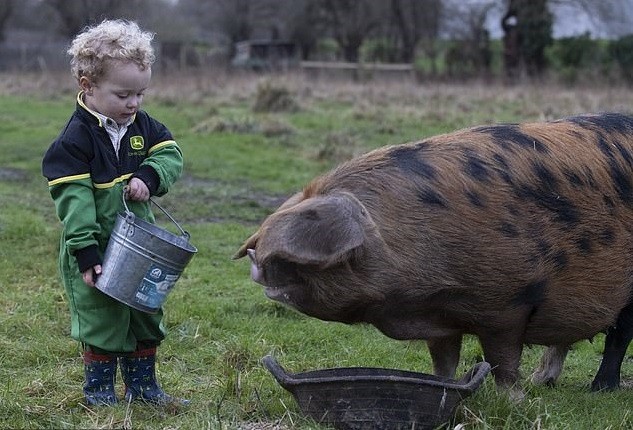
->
xmin=576 ymin=233 xmax=593 ymax=254
xmin=533 ymin=162 xmax=558 ymax=188
xmin=499 ymin=221 xmax=520 ymax=238
xmin=599 ymin=228 xmax=616 ymax=246
xmin=569 ymin=113 xmax=633 ymax=135
xmin=609 ymin=162 xmax=633 ymax=206
xmin=303 ymin=209 xmax=320 ymax=221
xmin=391 ymin=146 xmax=436 ymax=180
xmin=603 ymin=196 xmax=617 ymax=215
xmin=614 ymin=140 xmax=633 ymax=168
xmin=514 ymin=183 xmax=580 ymax=228
xmin=537 ymin=239 xmax=552 ymax=256
xmin=597 ymin=135 xmax=614 ymax=159
xmin=584 ymin=167 xmax=599 ymax=190
xmin=476 ymin=124 xmax=548 ymax=154
xmin=466 ymin=190 xmax=486 ymax=208
xmin=506 ymin=204 xmax=521 ymax=217
xmin=463 ymin=149 xmax=492 ymax=183
xmin=551 ymin=249 xmax=568 ymax=270
xmin=417 ymin=188 xmax=447 ymax=208
xmin=492 ymin=153 xmax=514 ymax=185
xmin=512 ymin=279 xmax=547 ymax=307
xmin=563 ymin=168 xmax=584 ymax=188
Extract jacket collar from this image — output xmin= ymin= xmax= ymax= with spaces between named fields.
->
xmin=75 ymin=91 xmax=135 ymax=128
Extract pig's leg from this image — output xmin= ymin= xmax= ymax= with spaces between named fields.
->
xmin=478 ymin=332 xmax=523 ymax=389
xmin=591 ymin=301 xmax=633 ymax=391
xmin=427 ymin=334 xmax=462 ymax=378
xmin=530 ymin=344 xmax=569 ymax=386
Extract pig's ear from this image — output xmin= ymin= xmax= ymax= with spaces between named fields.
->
xmin=260 ymin=193 xmax=369 ymax=267
xmin=233 ymin=192 xmax=305 ymax=260
xmin=233 ymin=231 xmax=260 ymax=259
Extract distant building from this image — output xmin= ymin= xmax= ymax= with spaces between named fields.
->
xmin=231 ymin=40 xmax=299 ymax=71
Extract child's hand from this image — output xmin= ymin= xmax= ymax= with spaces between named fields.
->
xmin=82 ymin=264 xmax=102 ymax=287
xmin=127 ymin=177 xmax=150 ymax=201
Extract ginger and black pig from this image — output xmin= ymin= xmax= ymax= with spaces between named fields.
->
xmin=235 ymin=113 xmax=633 ymax=389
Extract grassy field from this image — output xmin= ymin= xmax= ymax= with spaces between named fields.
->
xmin=2 ymin=71 xmax=633 ymax=429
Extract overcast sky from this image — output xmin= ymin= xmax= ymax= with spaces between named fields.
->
xmin=481 ymin=1 xmax=632 ymax=39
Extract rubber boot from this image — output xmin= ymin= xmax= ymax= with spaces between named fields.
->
xmin=119 ymin=347 xmax=189 ymax=406
xmin=83 ymin=350 xmax=118 ymax=406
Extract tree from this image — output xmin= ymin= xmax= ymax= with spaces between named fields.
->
xmin=444 ymin=1 xmax=494 ymax=78
xmin=389 ymin=0 xmax=441 ymax=63
xmin=43 ymin=0 xmax=125 ymax=37
xmin=287 ymin=0 xmax=323 ymax=60
xmin=216 ymin=0 xmax=254 ymax=48
xmin=0 ymin=0 xmax=14 ymax=42
xmin=316 ymin=0 xmax=383 ymax=62
xmin=42 ymin=0 xmax=158 ymax=38
xmin=501 ymin=0 xmax=552 ymax=78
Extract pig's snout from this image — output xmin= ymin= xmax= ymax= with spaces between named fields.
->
xmin=247 ymin=249 xmax=265 ymax=285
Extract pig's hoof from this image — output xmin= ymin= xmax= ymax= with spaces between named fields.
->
xmin=508 ymin=386 xmax=526 ymax=402
xmin=590 ymin=378 xmax=619 ymax=392
xmin=530 ymin=369 xmax=557 ymax=386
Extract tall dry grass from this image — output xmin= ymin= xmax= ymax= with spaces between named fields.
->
xmin=3 ymin=69 xmax=632 ymax=122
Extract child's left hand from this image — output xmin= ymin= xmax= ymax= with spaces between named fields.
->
xmin=127 ymin=177 xmax=150 ymax=201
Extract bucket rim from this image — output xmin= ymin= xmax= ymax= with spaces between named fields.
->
xmin=116 ymin=212 xmax=198 ymax=254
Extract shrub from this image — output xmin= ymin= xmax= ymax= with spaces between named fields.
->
xmin=547 ymin=33 xmax=607 ymax=84
xmin=610 ymin=35 xmax=633 ymax=82
xmin=252 ymin=80 xmax=300 ymax=113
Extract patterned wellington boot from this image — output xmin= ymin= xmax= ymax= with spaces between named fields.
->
xmin=83 ymin=350 xmax=118 ymax=406
xmin=119 ymin=347 xmax=189 ymax=406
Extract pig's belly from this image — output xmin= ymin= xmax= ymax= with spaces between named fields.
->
xmin=523 ymin=312 xmax=618 ymax=345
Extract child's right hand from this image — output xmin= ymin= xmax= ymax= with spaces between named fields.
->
xmin=82 ymin=265 xmax=102 ymax=287
xmin=127 ymin=177 xmax=150 ymax=202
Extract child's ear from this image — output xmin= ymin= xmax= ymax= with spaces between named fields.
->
xmin=79 ymin=76 xmax=94 ymax=96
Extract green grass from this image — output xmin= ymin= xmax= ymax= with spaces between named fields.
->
xmin=2 ymin=73 xmax=633 ymax=429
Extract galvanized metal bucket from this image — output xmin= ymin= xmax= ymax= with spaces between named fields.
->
xmin=95 ymin=193 xmax=197 ymax=313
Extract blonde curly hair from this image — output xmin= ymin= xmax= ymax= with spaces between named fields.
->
xmin=68 ymin=19 xmax=155 ymax=82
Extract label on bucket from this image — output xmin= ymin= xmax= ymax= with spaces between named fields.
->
xmin=134 ymin=264 xmax=180 ymax=310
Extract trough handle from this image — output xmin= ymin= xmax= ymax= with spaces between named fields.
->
xmin=459 ymin=361 xmax=491 ymax=392
xmin=122 ymin=186 xmax=190 ymax=239
xmin=262 ymin=355 xmax=293 ymax=387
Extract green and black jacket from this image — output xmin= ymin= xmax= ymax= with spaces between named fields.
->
xmin=42 ymin=93 xmax=183 ymax=273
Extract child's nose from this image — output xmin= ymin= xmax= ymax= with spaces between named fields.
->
xmin=127 ymin=96 xmax=141 ymax=108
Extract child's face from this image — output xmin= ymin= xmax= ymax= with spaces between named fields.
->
xmin=81 ymin=60 xmax=152 ymax=125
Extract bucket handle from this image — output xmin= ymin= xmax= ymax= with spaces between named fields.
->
xmin=122 ymin=186 xmax=190 ymax=239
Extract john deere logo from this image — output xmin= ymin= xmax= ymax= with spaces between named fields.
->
xmin=130 ymin=136 xmax=144 ymax=150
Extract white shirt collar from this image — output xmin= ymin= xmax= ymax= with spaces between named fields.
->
xmin=77 ymin=92 xmax=134 ymax=158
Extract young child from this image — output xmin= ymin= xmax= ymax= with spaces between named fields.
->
xmin=42 ymin=19 xmax=186 ymax=406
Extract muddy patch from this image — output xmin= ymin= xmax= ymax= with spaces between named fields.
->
xmin=0 ymin=167 xmax=29 ymax=182
xmin=160 ymin=174 xmax=290 ymax=225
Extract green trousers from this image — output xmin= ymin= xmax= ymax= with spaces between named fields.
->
xmin=60 ymin=243 xmax=166 ymax=353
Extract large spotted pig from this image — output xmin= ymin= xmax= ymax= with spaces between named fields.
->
xmin=235 ymin=113 xmax=633 ymax=389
